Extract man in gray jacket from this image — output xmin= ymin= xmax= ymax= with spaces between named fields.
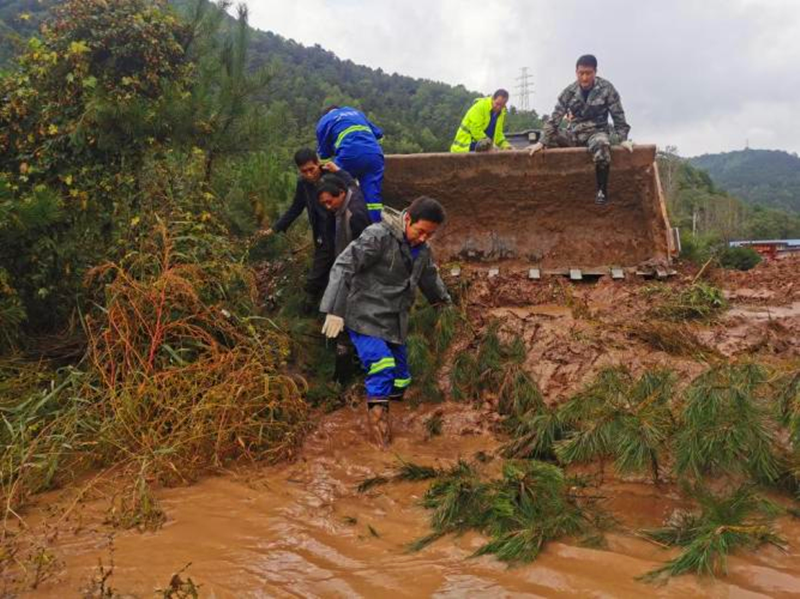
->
xmin=319 ymin=197 xmax=451 ymax=446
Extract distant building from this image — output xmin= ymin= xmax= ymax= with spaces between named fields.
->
xmin=729 ymin=239 xmax=800 ymax=260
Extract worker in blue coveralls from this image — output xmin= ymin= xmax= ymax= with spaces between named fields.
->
xmin=319 ymin=197 xmax=451 ymax=446
xmin=316 ymin=106 xmax=385 ymax=223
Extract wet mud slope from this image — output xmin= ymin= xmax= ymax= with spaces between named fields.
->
xmin=383 ymin=147 xmax=672 ymax=269
xmin=6 ymin=258 xmax=800 ymax=598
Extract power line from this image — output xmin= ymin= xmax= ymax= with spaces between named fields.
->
xmin=515 ymin=67 xmax=533 ymax=112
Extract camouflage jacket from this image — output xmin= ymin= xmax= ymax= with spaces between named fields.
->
xmin=542 ymin=77 xmax=630 ymax=144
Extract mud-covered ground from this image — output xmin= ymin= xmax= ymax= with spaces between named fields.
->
xmin=4 ymin=257 xmax=800 ymax=597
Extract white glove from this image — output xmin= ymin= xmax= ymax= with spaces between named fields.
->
xmin=527 ymin=142 xmax=544 ymax=156
xmin=321 ymin=314 xmax=344 ymax=339
xmin=620 ymin=140 xmax=634 ymax=153
xmin=255 ymin=227 xmax=273 ymax=239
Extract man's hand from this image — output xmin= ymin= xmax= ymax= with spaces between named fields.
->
xmin=527 ymin=142 xmax=544 ymax=156
xmin=620 ymin=140 xmax=634 ymax=153
xmin=255 ymin=227 xmax=274 ymax=239
xmin=321 ymin=162 xmax=340 ymax=173
xmin=321 ymin=314 xmax=344 ymax=339
xmin=474 ymin=138 xmax=493 ymax=152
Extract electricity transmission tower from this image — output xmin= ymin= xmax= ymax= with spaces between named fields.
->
xmin=515 ymin=67 xmax=533 ymax=111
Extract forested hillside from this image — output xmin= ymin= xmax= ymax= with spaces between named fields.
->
xmin=1 ymin=0 xmax=542 ymax=152
xmin=690 ymin=149 xmax=800 ymax=214
xmin=659 ymin=148 xmax=800 ymax=252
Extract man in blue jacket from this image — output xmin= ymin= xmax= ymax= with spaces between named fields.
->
xmin=316 ymin=106 xmax=384 ymax=223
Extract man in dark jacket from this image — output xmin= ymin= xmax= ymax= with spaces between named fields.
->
xmin=319 ymin=197 xmax=451 ymax=446
xmin=315 ymin=169 xmax=371 ymax=385
xmin=258 ymin=148 xmax=336 ymax=312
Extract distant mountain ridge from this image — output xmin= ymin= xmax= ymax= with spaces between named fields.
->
xmin=690 ymin=149 xmax=800 ymax=214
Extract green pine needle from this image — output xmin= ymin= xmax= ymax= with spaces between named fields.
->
xmin=640 ymin=484 xmax=786 ymax=581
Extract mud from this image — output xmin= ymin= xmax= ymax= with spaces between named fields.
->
xmin=456 ymin=257 xmax=800 ymax=400
xmin=6 ymin=258 xmax=800 ymax=597
xmin=11 ymin=402 xmax=800 ymax=598
xmin=383 ymin=147 xmax=673 ymax=269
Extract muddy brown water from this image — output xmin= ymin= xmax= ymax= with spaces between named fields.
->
xmin=18 ymin=402 xmax=800 ymax=598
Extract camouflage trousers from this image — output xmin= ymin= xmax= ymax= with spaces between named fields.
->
xmin=547 ymin=130 xmax=611 ymax=167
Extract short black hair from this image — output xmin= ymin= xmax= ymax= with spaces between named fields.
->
xmin=408 ymin=196 xmax=446 ymax=225
xmin=294 ymin=148 xmax=318 ymax=167
xmin=492 ymin=88 xmax=509 ymax=100
xmin=576 ymin=54 xmax=598 ymax=70
xmin=316 ymin=173 xmax=348 ymax=198
xmin=321 ymin=105 xmax=339 ymax=116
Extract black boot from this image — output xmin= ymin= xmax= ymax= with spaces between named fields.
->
xmin=595 ymin=163 xmax=610 ymax=205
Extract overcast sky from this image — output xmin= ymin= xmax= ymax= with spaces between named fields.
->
xmin=244 ymin=0 xmax=799 ymax=157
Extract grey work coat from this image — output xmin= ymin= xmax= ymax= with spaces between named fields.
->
xmin=320 ymin=207 xmax=451 ymax=345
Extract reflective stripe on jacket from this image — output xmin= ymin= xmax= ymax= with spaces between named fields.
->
xmin=450 ymin=97 xmax=510 ymax=153
xmin=316 ymin=107 xmax=384 ymax=160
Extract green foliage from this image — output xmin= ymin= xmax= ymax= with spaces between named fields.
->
xmin=395 ymin=460 xmax=440 ymax=481
xmin=424 ymin=411 xmax=444 ymax=439
xmin=691 ymin=149 xmax=800 ymax=214
xmin=674 ymin=364 xmax=781 ymax=483
xmin=0 ymin=267 xmax=26 ymax=350
xmin=776 ymin=369 xmax=800 ymax=445
xmin=409 ymin=459 xmax=605 ymax=564
xmin=658 ymin=149 xmax=800 ymax=249
xmin=498 ymin=368 xmax=543 ymax=424
xmin=451 ymin=322 xmax=534 ymax=407
xmin=356 ymin=459 xmax=440 ymax=494
xmin=651 ymin=282 xmax=728 ymax=322
xmin=628 ymin=321 xmax=718 ymax=360
xmin=450 ymin=351 xmax=479 ymax=402
xmin=406 ymin=303 xmax=462 ymax=403
xmin=410 ymin=460 xmax=490 ymax=551
xmin=641 ymin=484 xmax=785 ymax=581
xmin=473 ymin=461 xmax=599 ymax=564
xmin=0 ymin=361 xmax=88 ymax=508
xmin=718 ymin=246 xmax=762 ymax=271
xmin=555 ymin=368 xmax=676 ymax=481
xmin=0 ymin=0 xmax=195 ymax=327
xmin=502 ymin=409 xmax=564 ymax=461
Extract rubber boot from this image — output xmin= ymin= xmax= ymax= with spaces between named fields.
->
xmin=366 ymin=399 xmax=391 ymax=448
xmin=595 ymin=164 xmax=610 ymax=205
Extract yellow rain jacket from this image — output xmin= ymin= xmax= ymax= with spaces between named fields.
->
xmin=450 ymin=97 xmax=510 ymax=153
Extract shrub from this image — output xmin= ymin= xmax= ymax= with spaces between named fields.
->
xmin=718 ymin=246 xmax=762 ymax=271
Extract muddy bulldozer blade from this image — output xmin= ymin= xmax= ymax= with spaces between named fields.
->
xmin=382 ymin=145 xmax=676 ymax=274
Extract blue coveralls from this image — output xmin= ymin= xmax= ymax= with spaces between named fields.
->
xmin=316 ymin=107 xmax=384 ymax=223
xmin=347 ymin=244 xmax=421 ymax=402
xmin=469 ymin=110 xmax=499 ymax=151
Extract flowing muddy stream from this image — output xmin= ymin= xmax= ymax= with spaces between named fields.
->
xmin=22 ymin=402 xmax=800 ymax=598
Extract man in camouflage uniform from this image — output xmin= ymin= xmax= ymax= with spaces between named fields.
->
xmin=529 ymin=54 xmax=633 ymax=205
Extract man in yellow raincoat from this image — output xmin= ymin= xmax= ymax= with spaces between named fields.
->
xmin=450 ymin=89 xmax=512 ymax=152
